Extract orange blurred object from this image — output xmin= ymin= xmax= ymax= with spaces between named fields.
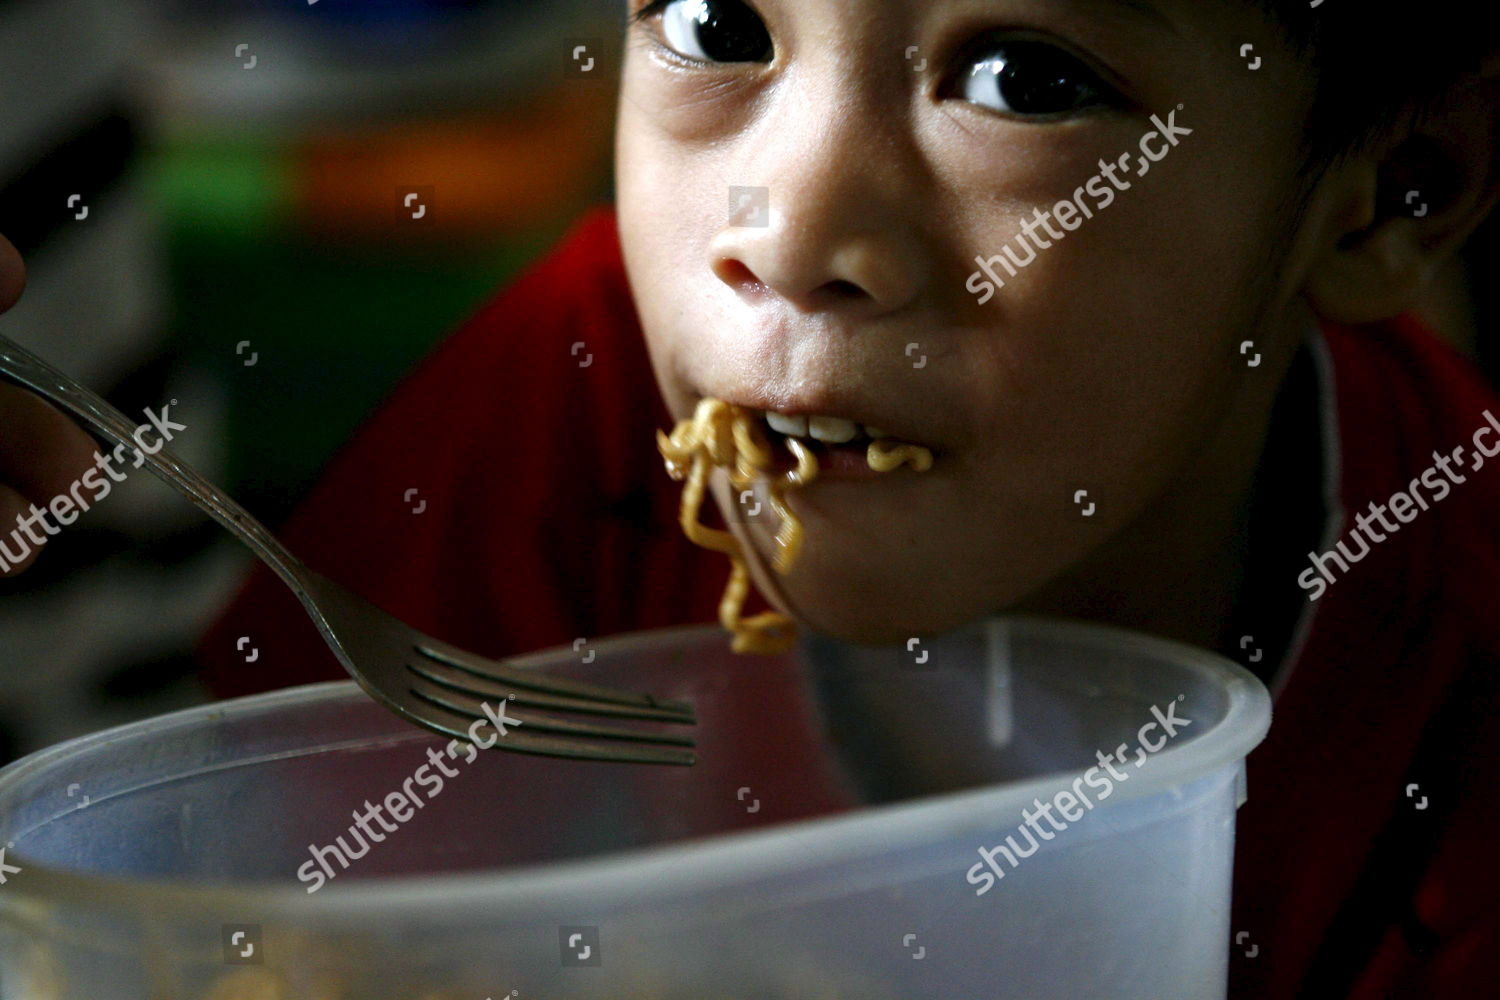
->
xmin=293 ymin=81 xmax=616 ymax=242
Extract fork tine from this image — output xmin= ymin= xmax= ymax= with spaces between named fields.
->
xmin=405 ymin=695 xmax=698 ymax=766
xmin=415 ymin=641 xmax=695 ymax=717
xmin=407 ymin=659 xmax=695 ymax=724
xmin=408 ymin=681 xmax=696 ymax=748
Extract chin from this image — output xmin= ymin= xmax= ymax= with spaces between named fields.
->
xmin=794 ymin=600 xmax=985 ymax=646
xmin=792 ymin=612 xmax=926 ymax=647
xmin=711 ymin=482 xmax=996 ymax=644
xmin=764 ymin=559 xmax=993 ymax=645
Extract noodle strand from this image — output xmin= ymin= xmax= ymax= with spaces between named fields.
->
xmin=657 ymin=400 xmax=933 ymax=653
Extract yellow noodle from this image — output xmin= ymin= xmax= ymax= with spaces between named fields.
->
xmin=763 ymin=436 xmax=816 ymax=571
xmin=656 ymin=400 xmax=816 ymax=654
xmin=867 ymin=438 xmax=934 ymax=472
xmin=658 ymin=401 xmax=933 ymax=653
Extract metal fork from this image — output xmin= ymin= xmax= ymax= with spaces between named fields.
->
xmin=0 ymin=334 xmax=696 ymax=765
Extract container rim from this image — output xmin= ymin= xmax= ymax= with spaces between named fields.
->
xmin=0 ymin=615 xmax=1270 ymax=919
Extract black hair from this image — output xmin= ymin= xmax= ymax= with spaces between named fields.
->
xmin=1244 ymin=2 xmax=1500 ymax=169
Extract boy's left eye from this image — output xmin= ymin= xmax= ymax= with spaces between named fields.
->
xmin=640 ymin=0 xmax=773 ymax=64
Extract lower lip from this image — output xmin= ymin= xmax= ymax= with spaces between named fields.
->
xmin=766 ymin=438 xmax=932 ymax=481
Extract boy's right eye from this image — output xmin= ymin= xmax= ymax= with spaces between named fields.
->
xmin=951 ymin=38 xmax=1118 ymax=119
xmin=635 ymin=0 xmax=773 ymax=64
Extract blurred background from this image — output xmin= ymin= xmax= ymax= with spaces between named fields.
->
xmin=0 ymin=0 xmax=622 ymax=761
xmin=0 ymin=0 xmax=1495 ymax=765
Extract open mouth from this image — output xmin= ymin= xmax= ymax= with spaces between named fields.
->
xmin=654 ymin=394 xmax=933 ymax=653
xmin=747 ymin=407 xmax=936 ymax=478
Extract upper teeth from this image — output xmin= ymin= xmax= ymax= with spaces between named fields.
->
xmin=765 ymin=410 xmax=888 ymax=443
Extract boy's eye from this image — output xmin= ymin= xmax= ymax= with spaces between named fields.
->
xmin=646 ymin=0 xmax=773 ymax=64
xmin=956 ymin=40 xmax=1113 ymax=117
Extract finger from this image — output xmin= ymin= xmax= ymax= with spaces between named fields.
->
xmin=0 ymin=232 xmax=26 ymax=313
xmin=0 ymin=481 xmax=41 ymax=576
xmin=0 ymin=382 xmax=99 ymax=505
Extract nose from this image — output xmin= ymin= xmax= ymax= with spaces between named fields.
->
xmin=709 ymin=119 xmax=924 ymax=318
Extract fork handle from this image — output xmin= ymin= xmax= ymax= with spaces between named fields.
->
xmin=0 ymin=332 xmax=309 ymax=592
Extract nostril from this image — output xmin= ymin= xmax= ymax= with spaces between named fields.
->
xmin=820 ymin=279 xmax=864 ymax=300
xmin=803 ymin=278 xmax=871 ymax=311
xmin=713 ymin=258 xmax=768 ymax=297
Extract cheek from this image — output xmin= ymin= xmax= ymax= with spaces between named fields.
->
xmin=616 ymin=115 xmax=703 ymax=413
xmin=941 ymin=139 xmax=1270 ymax=499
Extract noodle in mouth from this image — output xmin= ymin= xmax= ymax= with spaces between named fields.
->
xmin=656 ymin=398 xmax=934 ymax=653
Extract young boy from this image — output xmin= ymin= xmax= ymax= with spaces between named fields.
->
xmin=4 ymin=1 xmax=1497 ymax=995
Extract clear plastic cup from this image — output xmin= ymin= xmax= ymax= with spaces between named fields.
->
xmin=0 ymin=615 xmax=1269 ymax=999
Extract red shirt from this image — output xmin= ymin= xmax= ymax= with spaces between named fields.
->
xmin=199 ymin=208 xmax=1500 ymax=998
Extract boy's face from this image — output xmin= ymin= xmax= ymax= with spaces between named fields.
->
xmin=617 ymin=0 xmax=1319 ymax=643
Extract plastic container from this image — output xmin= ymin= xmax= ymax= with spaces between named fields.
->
xmin=0 ymin=616 xmax=1270 ymax=999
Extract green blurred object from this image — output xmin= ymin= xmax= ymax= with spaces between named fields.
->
xmin=146 ymin=135 xmax=290 ymax=238
xmin=145 ymin=136 xmax=569 ymax=527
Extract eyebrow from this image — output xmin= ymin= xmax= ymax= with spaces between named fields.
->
xmin=1072 ymin=0 xmax=1179 ymax=36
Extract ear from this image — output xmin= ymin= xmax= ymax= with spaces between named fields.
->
xmin=1304 ymin=67 xmax=1500 ymax=325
